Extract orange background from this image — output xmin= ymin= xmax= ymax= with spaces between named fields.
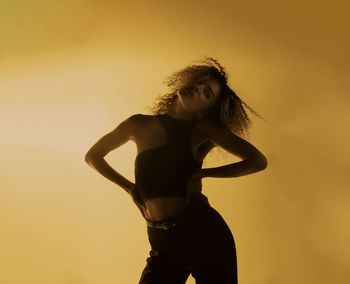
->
xmin=1 ymin=1 xmax=349 ymax=283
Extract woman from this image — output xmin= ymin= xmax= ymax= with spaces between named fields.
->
xmin=85 ymin=57 xmax=267 ymax=284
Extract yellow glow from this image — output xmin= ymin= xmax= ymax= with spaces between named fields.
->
xmin=1 ymin=1 xmax=349 ymax=283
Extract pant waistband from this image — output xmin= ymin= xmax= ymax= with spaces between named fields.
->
xmin=145 ymin=201 xmax=209 ymax=230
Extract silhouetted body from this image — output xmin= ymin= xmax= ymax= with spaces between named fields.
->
xmin=136 ymin=113 xmax=238 ymax=283
xmin=85 ymin=57 xmax=267 ymax=284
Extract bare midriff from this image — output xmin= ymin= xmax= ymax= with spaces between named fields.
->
xmin=143 ymin=196 xmax=192 ymax=222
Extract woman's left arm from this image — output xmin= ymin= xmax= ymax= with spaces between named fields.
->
xmin=194 ymin=120 xmax=267 ymax=179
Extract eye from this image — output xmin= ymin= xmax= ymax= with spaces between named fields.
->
xmin=204 ymin=88 xmax=211 ymax=99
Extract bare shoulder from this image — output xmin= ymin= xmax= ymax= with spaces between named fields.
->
xmin=85 ymin=114 xmax=144 ymax=158
xmin=126 ymin=113 xmax=158 ymax=130
xmin=113 ymin=113 xmax=142 ymax=135
xmin=95 ymin=113 xmax=152 ymax=143
xmin=124 ymin=113 xmax=146 ymax=125
xmin=125 ymin=113 xmax=163 ymax=140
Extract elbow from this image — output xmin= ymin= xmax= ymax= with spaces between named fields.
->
xmin=84 ymin=151 xmax=102 ymax=165
xmin=84 ymin=152 xmax=91 ymax=164
xmin=249 ymin=155 xmax=268 ymax=172
xmin=255 ymin=155 xmax=268 ymax=171
xmin=85 ymin=152 xmax=93 ymax=165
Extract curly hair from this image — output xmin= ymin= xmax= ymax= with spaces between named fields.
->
xmin=148 ymin=57 xmax=263 ymax=138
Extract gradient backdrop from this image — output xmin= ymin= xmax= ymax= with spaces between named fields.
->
xmin=1 ymin=0 xmax=349 ymax=283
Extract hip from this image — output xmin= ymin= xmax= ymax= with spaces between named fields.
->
xmin=146 ymin=201 xmax=235 ymax=253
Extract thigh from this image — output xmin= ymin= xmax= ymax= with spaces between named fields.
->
xmin=139 ymin=254 xmax=190 ymax=284
xmin=140 ymin=227 xmax=191 ymax=284
xmin=190 ymin=207 xmax=238 ymax=284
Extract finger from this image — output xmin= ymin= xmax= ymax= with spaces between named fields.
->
xmin=135 ymin=197 xmax=144 ymax=208
xmin=135 ymin=203 xmax=146 ymax=217
xmin=199 ymin=193 xmax=209 ymax=205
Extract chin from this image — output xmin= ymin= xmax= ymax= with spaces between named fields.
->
xmin=182 ymin=103 xmax=200 ymax=113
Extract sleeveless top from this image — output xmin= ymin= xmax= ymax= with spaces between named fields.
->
xmin=134 ymin=114 xmax=203 ymax=202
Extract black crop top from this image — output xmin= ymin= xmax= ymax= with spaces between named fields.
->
xmin=134 ymin=113 xmax=203 ymax=202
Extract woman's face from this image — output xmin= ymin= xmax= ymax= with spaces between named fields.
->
xmin=177 ymin=77 xmax=221 ymax=113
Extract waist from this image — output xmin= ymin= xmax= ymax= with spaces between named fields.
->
xmin=143 ymin=197 xmax=188 ymax=221
xmin=144 ymin=195 xmax=210 ymax=221
xmin=145 ymin=200 xmax=210 ymax=230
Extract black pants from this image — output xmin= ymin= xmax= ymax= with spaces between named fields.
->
xmin=139 ymin=203 xmax=238 ymax=284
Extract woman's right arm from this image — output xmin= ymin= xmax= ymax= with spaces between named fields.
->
xmin=85 ymin=114 xmax=147 ymax=217
xmin=84 ymin=115 xmax=139 ymax=193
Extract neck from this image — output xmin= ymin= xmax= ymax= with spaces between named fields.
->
xmin=167 ymin=99 xmax=196 ymax=120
